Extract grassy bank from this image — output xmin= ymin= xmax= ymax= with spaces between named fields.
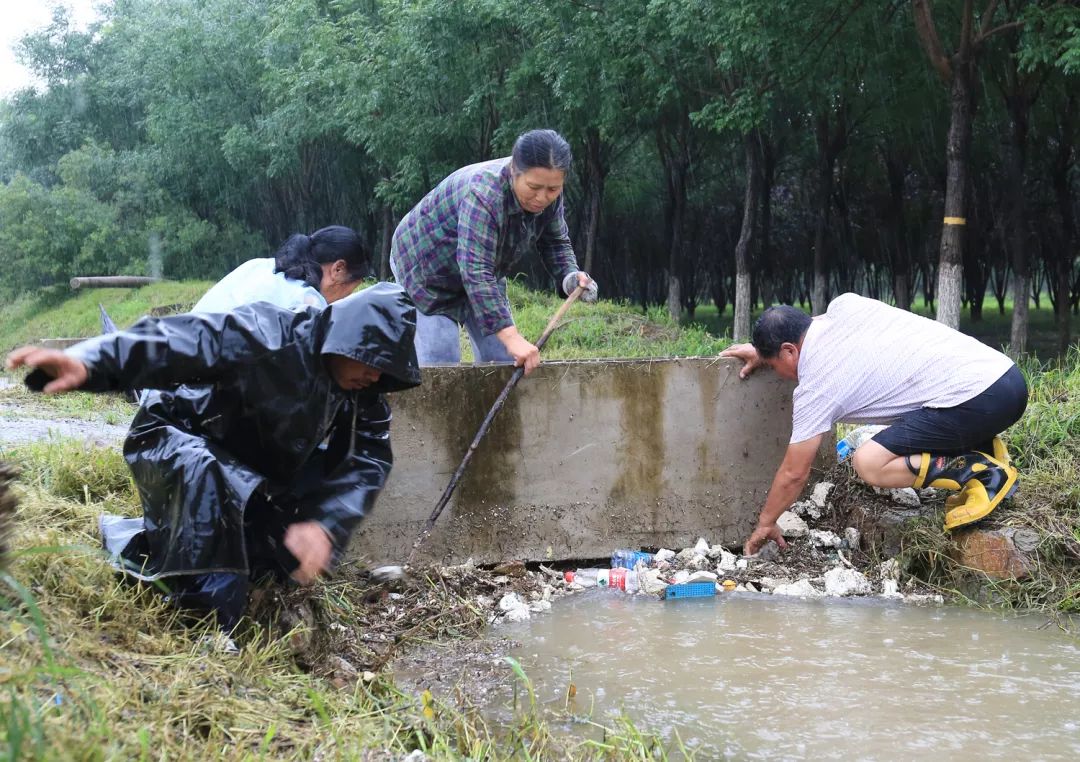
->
xmin=0 ymin=282 xmax=214 ymax=354
xmin=0 ymin=279 xmax=729 ymax=360
xmin=1 ymin=440 xmax=680 ymax=760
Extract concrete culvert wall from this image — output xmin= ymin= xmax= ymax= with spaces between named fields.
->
xmin=349 ymin=357 xmax=802 ymax=566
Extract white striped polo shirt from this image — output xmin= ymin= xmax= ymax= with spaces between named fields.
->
xmin=790 ymin=294 xmax=1014 ymax=443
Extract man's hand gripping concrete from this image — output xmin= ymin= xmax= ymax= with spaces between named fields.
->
xmin=719 ymin=342 xmax=764 ymax=380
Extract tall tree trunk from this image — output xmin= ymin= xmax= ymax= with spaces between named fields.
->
xmin=581 ymin=127 xmax=606 ymax=274
xmin=760 ymin=136 xmax=777 ymax=304
xmin=883 ymin=149 xmax=912 ymax=310
xmin=379 ymin=202 xmax=394 ymax=281
xmin=924 ymin=260 xmax=936 ymax=312
xmin=1051 ymin=93 xmax=1077 ymax=355
xmin=913 ymin=0 xmax=1024 ymax=327
xmin=733 ymin=132 xmax=761 ymax=341
xmin=812 ymin=114 xmax=834 ymax=316
xmin=1005 ymin=93 xmax=1032 ymax=353
xmin=658 ymin=123 xmax=689 ymax=322
xmin=964 ymin=179 xmax=990 ymax=322
xmin=935 ymin=64 xmax=974 ymax=329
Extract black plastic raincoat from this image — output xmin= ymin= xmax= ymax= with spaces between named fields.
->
xmin=52 ymin=283 xmax=420 ymax=580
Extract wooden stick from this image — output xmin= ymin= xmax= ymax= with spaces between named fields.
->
xmin=70 ymin=276 xmax=161 ymax=290
xmin=407 ymin=286 xmax=585 ymax=563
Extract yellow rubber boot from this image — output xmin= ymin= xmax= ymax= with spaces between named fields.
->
xmin=991 ymin=436 xmax=1011 ymax=466
xmin=945 ymin=482 xmax=972 ymax=510
xmin=909 ymin=449 xmax=1018 ymax=530
xmin=942 ymin=452 xmax=1018 ymax=531
xmin=934 ymin=437 xmax=1015 ymax=510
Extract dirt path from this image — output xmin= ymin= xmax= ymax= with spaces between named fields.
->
xmin=0 ymin=377 xmax=133 ymax=447
xmin=0 ymin=414 xmax=129 ymax=446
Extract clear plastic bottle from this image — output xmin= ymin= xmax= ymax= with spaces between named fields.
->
xmin=836 ymin=425 xmax=887 ymax=461
xmin=564 ymin=567 xmax=637 ymax=592
xmin=565 ymin=565 xmax=600 ymax=582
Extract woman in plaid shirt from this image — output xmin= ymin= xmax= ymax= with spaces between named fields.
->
xmin=390 ymin=129 xmax=598 ymax=375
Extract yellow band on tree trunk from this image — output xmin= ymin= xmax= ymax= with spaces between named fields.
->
xmin=943 ymin=217 xmax=967 ymax=225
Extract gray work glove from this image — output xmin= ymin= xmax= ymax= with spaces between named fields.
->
xmin=561 ymin=271 xmax=599 ymax=303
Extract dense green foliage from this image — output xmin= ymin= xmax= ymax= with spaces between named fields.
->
xmin=0 ymin=0 xmax=1078 ymax=347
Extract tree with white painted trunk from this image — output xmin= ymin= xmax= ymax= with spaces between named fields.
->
xmin=912 ymin=0 xmax=1029 ymax=329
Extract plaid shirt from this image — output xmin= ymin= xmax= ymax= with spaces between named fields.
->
xmin=390 ymin=158 xmax=579 ymax=336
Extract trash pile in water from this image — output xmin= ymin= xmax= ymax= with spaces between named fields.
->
xmin=490 ymin=480 xmax=942 ymax=625
xmin=270 ymin=478 xmax=941 ymax=680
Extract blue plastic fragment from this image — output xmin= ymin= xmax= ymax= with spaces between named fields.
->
xmin=664 ymin=581 xmax=716 ymax=600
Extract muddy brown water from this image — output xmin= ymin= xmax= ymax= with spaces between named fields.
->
xmin=492 ymin=590 xmax=1080 ymax=760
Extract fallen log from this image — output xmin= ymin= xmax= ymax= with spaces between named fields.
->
xmin=69 ymin=276 xmax=160 ymax=290
xmin=37 ymin=338 xmax=86 ymax=350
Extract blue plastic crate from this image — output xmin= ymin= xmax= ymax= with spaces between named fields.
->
xmin=611 ymin=550 xmax=655 ymax=569
xmin=664 ymin=581 xmax=716 ymax=600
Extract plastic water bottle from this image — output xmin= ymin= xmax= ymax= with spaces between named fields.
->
xmin=608 ymin=567 xmax=639 ymax=593
xmin=611 ymin=549 xmax=655 ymax=569
xmin=564 ymin=568 xmax=638 ymax=592
xmin=836 ymin=425 xmax=887 ymax=461
xmin=564 ymin=568 xmax=603 ymax=587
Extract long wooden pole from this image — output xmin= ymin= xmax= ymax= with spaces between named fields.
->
xmin=70 ymin=276 xmax=161 ymax=290
xmin=406 ymin=286 xmax=585 ymax=563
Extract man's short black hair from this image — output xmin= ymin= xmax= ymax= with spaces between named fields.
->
xmin=751 ymin=305 xmax=812 ymax=358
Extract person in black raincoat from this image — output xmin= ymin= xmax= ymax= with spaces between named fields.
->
xmin=6 ymin=283 xmax=420 ymax=629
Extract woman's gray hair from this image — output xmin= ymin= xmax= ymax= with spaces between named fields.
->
xmin=511 ymin=129 xmax=572 ymax=174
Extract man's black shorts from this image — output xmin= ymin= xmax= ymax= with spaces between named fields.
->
xmin=871 ymin=365 xmax=1028 ymax=457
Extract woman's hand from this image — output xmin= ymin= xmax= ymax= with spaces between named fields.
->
xmin=496 ymin=326 xmax=541 ymax=375
xmin=5 ymin=346 xmax=88 ymax=393
xmin=284 ymin=521 xmax=333 ymax=584
xmin=562 ymin=271 xmax=598 ymax=303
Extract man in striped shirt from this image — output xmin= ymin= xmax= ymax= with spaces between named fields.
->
xmin=721 ymin=294 xmax=1027 ymax=555
xmin=391 ymin=130 xmax=597 ymax=374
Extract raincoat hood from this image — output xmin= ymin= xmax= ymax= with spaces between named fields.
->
xmin=320 ymin=282 xmax=421 ymax=394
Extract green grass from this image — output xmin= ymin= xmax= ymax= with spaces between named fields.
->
xmin=498 ymin=280 xmax=729 ymax=360
xmin=9 ymin=439 xmax=135 ymax=504
xmin=0 ymin=381 xmax=137 ymax=425
xmin=0 ymin=278 xmax=730 ymax=363
xmin=0 ymin=281 xmax=213 ymax=354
